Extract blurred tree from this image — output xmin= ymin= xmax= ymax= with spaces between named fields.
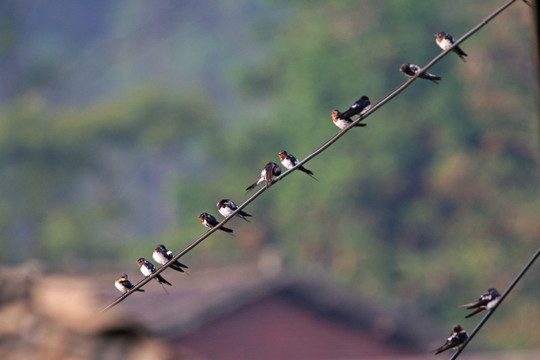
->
xmin=0 ymin=0 xmax=537 ymax=350
xmin=225 ymin=0 xmax=539 ymax=349
xmin=0 ymin=87 xmax=220 ymax=267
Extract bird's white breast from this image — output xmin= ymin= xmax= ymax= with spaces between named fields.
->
xmin=219 ymin=207 xmax=234 ymax=217
xmin=140 ymin=266 xmax=152 ymax=276
xmin=281 ymin=158 xmax=295 ymax=169
xmin=438 ymin=38 xmax=453 ymax=50
xmin=115 ymin=281 xmax=127 ymax=293
xmin=486 ymin=298 xmax=499 ymax=310
xmin=153 ymin=251 xmax=168 ymax=265
xmin=202 ymin=219 xmax=212 ymax=228
xmin=334 ymin=119 xmax=349 ymax=129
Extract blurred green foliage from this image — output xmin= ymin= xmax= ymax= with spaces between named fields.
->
xmin=0 ymin=0 xmax=537 ymax=350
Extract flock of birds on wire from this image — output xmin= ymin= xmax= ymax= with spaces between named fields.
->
xmin=112 ymin=31 xmax=503 ymax=356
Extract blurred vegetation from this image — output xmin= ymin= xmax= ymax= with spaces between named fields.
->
xmin=0 ymin=0 xmax=538 ymax=351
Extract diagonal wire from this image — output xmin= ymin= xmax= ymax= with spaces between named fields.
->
xmin=450 ymin=247 xmax=540 ymax=360
xmin=102 ymin=0 xmax=521 ymax=313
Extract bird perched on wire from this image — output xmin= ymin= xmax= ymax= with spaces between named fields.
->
xmin=137 ymin=258 xmax=172 ymax=286
xmin=278 ymin=150 xmax=317 ymax=180
xmin=200 ymin=212 xmax=234 ymax=233
xmin=331 ymin=96 xmax=371 ymax=130
xmin=434 ymin=324 xmax=468 ymax=355
xmin=338 ymin=96 xmax=371 ymax=121
xmin=152 ymin=244 xmax=189 ymax=273
xmin=435 ymin=31 xmax=468 ymax=61
xmin=245 ymin=162 xmax=281 ymax=192
xmin=400 ymin=63 xmax=442 ymax=84
xmin=217 ymin=199 xmax=252 ymax=222
xmin=460 ymin=288 xmax=501 ymax=318
xmin=115 ymin=273 xmax=145 ymax=294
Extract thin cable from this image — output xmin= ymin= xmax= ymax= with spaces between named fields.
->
xmin=102 ymin=0 xmax=520 ymax=313
xmin=450 ymin=247 xmax=540 ymax=360
xmin=102 ymin=184 xmax=270 ymax=312
xmin=287 ymin=0 xmax=518 ymax=167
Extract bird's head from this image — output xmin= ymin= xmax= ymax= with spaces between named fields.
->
xmin=453 ymin=324 xmax=464 ymax=333
xmin=273 ymin=164 xmax=282 ymax=176
xmin=155 ymin=244 xmax=166 ymax=252
xmin=331 ymin=109 xmax=340 ymax=121
xmin=488 ymin=288 xmax=500 ymax=296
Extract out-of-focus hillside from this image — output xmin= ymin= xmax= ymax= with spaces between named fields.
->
xmin=0 ymin=0 xmax=538 ymax=352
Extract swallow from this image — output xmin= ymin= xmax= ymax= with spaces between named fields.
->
xmin=435 ymin=31 xmax=468 ymax=61
xmin=400 ymin=63 xmax=441 ymax=84
xmin=245 ymin=162 xmax=281 ymax=191
xmin=340 ymin=96 xmax=372 ymax=120
xmin=460 ymin=288 xmax=501 ymax=318
xmin=115 ymin=273 xmax=145 ymax=294
xmin=278 ymin=150 xmax=317 ymax=179
xmin=153 ymin=244 xmax=189 ymax=273
xmin=332 ymin=105 xmax=371 ymax=130
xmin=199 ymin=212 xmax=233 ymax=233
xmin=137 ymin=258 xmax=172 ymax=286
xmin=434 ymin=324 xmax=468 ymax=355
xmin=217 ymin=199 xmax=252 ymax=222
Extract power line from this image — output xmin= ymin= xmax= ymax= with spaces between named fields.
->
xmin=102 ymin=0 xmax=522 ymax=313
xmin=450 ymin=247 xmax=540 ymax=360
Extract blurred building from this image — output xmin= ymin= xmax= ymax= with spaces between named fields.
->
xmin=101 ymin=258 xmax=439 ymax=360
xmin=0 ymin=263 xmax=174 ymax=360
xmin=113 ymin=267 xmax=428 ymax=359
xmin=2 ymin=262 xmax=539 ymax=360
